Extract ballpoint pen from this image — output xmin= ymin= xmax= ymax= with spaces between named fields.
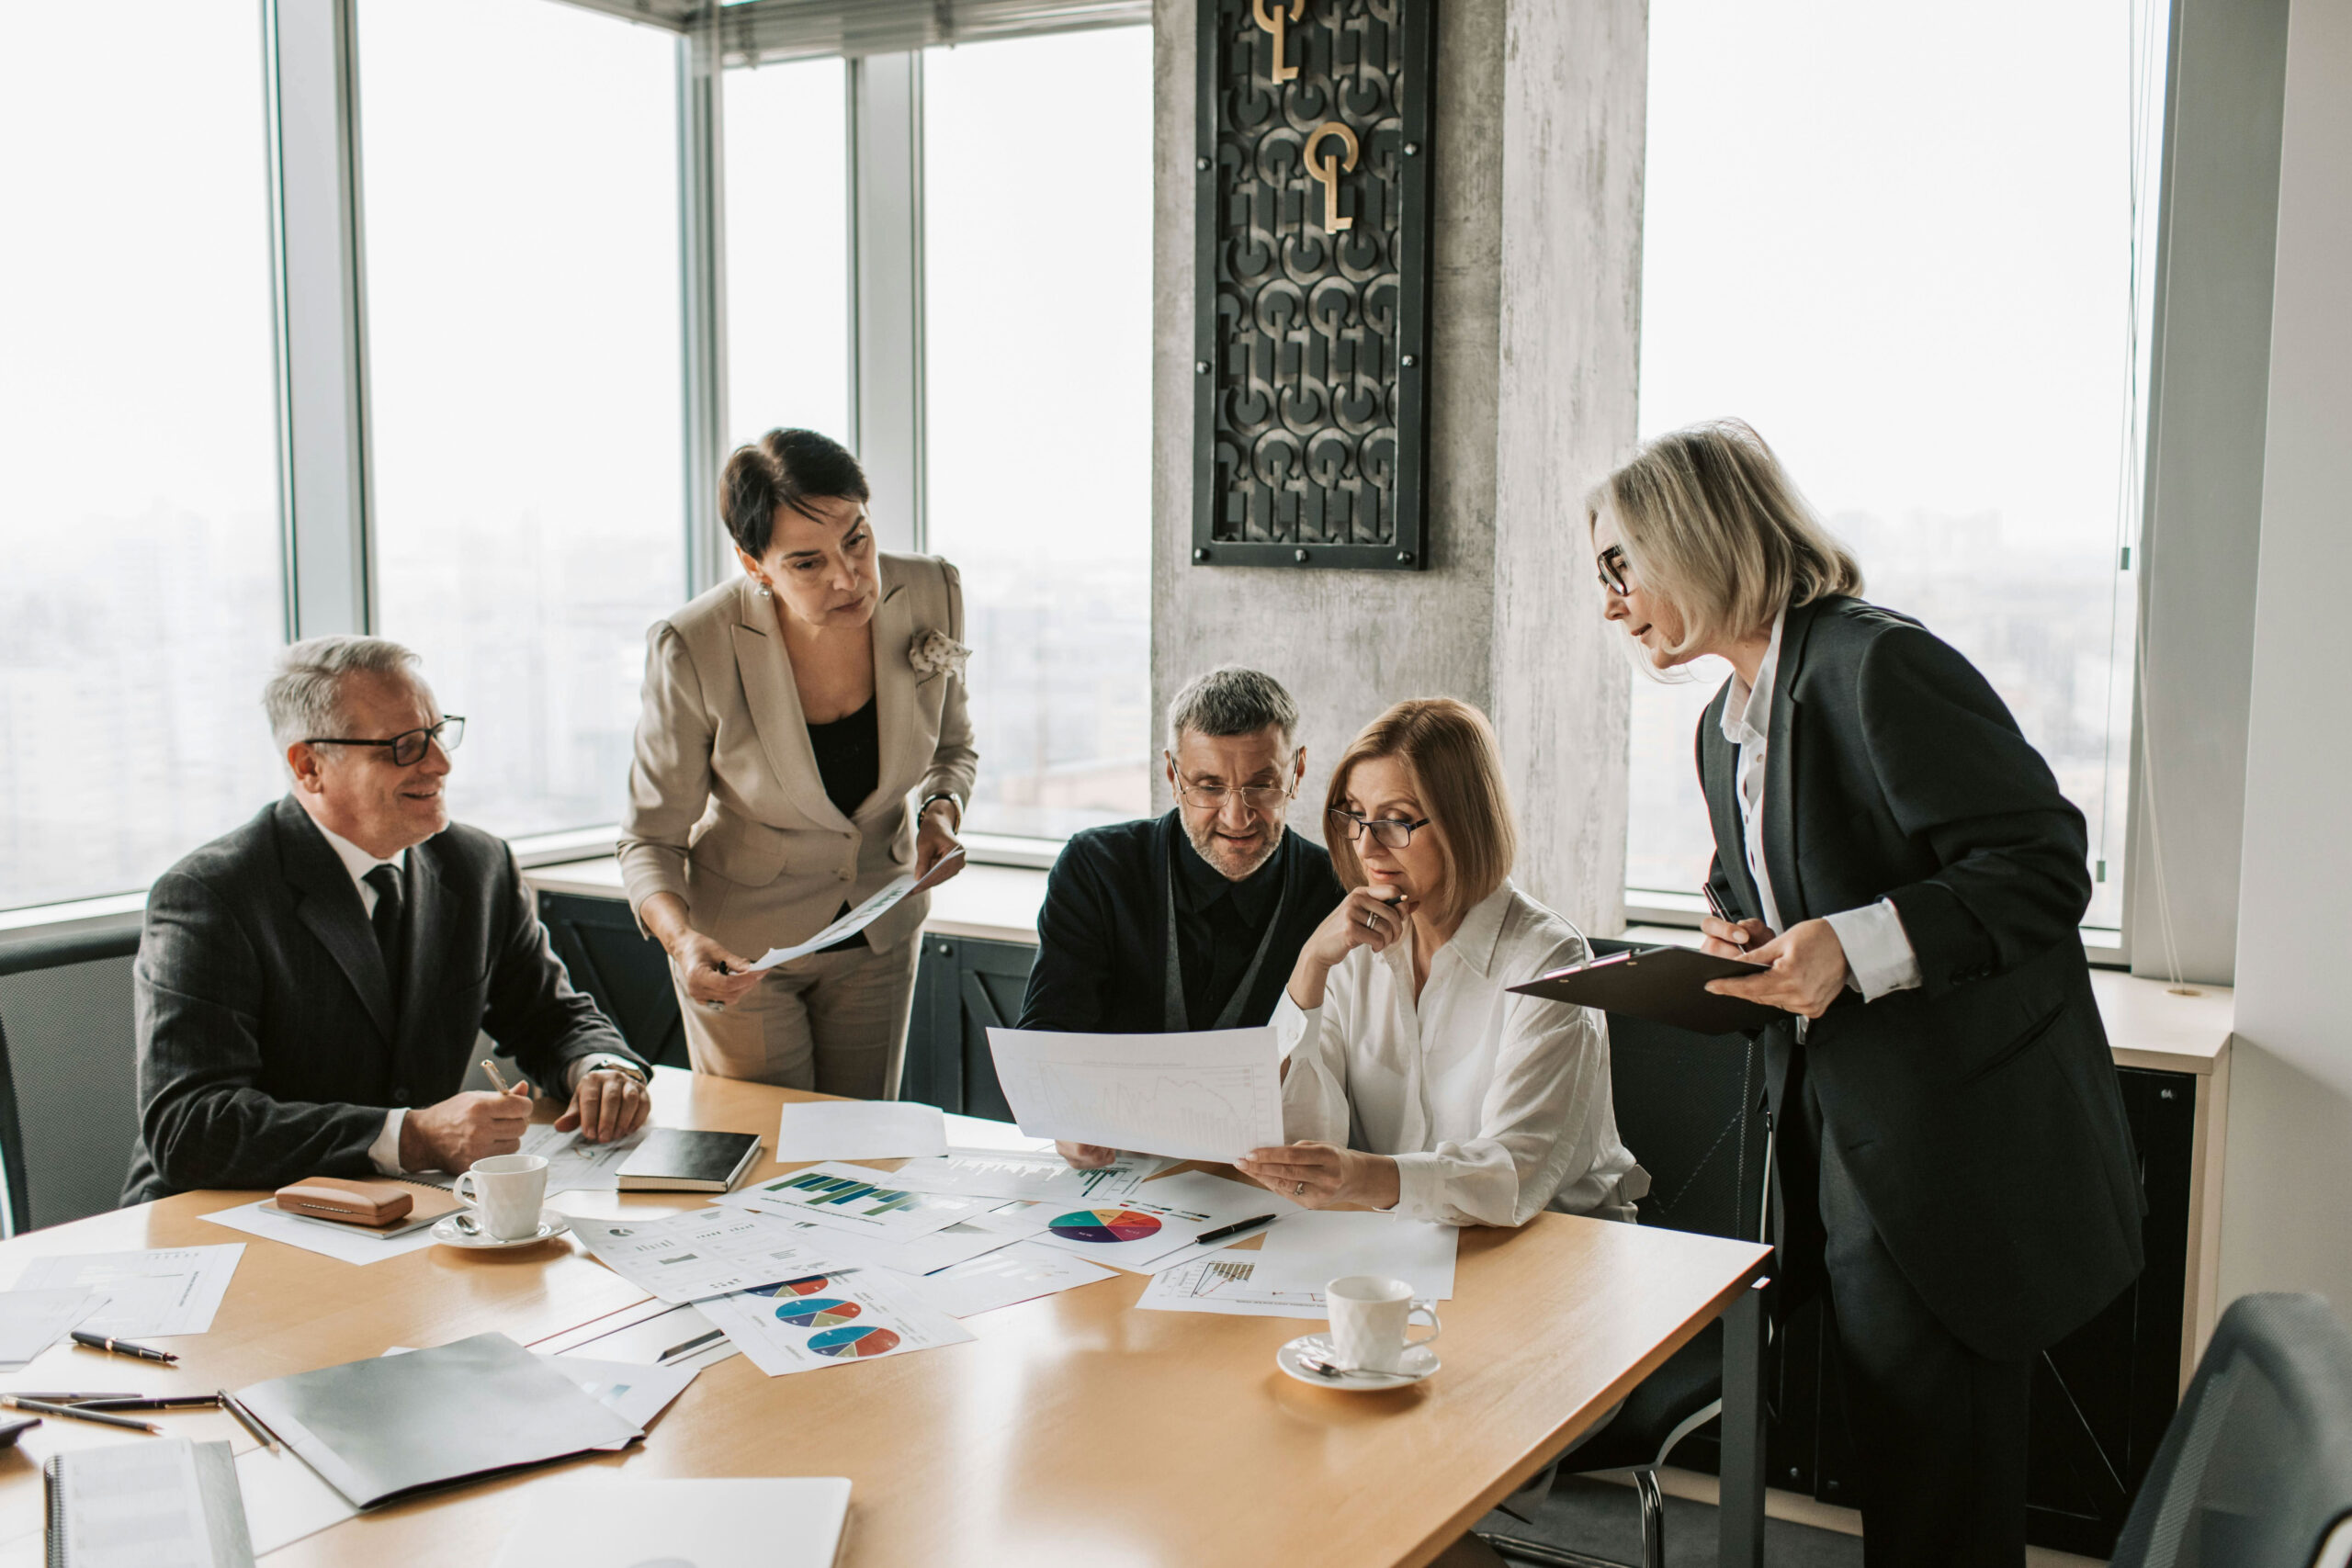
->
xmin=71 ymin=1330 xmax=178 ymax=1364
xmin=0 ymin=1395 xmax=162 ymax=1435
xmin=220 ymin=1390 xmax=279 ymax=1452
xmin=481 ymin=1057 xmax=511 ymax=1094
xmin=1193 ymin=1214 xmax=1279 ymax=1245
xmin=73 ymin=1394 xmax=226 ymax=1412
xmin=0 ymin=1392 xmax=139 ymax=1403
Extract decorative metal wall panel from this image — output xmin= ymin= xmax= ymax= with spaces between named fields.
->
xmin=1193 ymin=0 xmax=1432 ymax=571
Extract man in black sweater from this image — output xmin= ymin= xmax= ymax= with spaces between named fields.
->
xmin=1017 ymin=667 xmax=1345 ymax=1163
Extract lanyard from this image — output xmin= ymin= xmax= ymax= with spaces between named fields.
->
xmin=1162 ymin=838 xmax=1290 ymax=1032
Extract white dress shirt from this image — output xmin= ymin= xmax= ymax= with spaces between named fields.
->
xmin=310 ymin=818 xmax=635 ymax=1176
xmin=1721 ymin=608 xmax=1922 ymax=1001
xmin=1273 ymin=880 xmax=1649 ymax=1227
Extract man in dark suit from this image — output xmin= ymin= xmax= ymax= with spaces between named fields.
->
xmin=1018 ymin=667 xmax=1345 ymax=1165
xmin=123 ymin=637 xmax=652 ymax=1205
xmin=1695 ymin=598 xmax=2145 ymax=1562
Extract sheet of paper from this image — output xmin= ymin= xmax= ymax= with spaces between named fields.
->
xmin=899 ymin=1240 xmax=1117 ymax=1318
xmin=1245 ymin=1210 xmax=1460 ymax=1299
xmin=880 ymin=1146 xmax=1157 ymax=1205
xmin=570 ymin=1209 xmax=851 ymax=1304
xmin=200 ymin=1200 xmax=444 ymax=1265
xmin=60 ymin=1438 xmax=225 ymax=1568
xmin=745 ymin=849 xmax=965 ymax=971
xmin=518 ymin=1123 xmax=650 ymax=1193
xmin=1023 ymin=1169 xmax=1288 ymax=1273
xmin=545 ymin=1300 xmax=740 ymax=1371
xmin=696 ymin=1265 xmax=972 ymax=1376
xmin=774 ymin=1100 xmax=947 ymax=1164
xmin=721 ymin=1162 xmax=999 ymax=1238
xmin=11 ymin=1246 xmax=243 ymax=1338
xmin=1136 ymin=1255 xmax=1328 ymax=1320
xmin=490 ymin=1478 xmax=853 ymax=1568
xmin=984 ymin=1025 xmax=1284 ymax=1162
xmin=0 ymin=1286 xmax=102 ymax=1368
xmin=741 ymin=1208 xmax=1035 ymax=1278
xmin=939 ymin=1112 xmax=1057 ymax=1153
xmin=237 ymin=1444 xmax=360 ymax=1556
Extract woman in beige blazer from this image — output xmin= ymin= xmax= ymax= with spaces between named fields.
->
xmin=619 ymin=429 xmax=977 ymax=1095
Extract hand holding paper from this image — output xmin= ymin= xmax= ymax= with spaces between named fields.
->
xmin=984 ymin=1026 xmax=1284 ymax=1163
xmin=744 ymin=849 xmax=967 ymax=973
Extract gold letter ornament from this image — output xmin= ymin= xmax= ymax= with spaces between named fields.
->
xmin=1252 ymin=0 xmax=1306 ymax=84
xmin=1303 ymin=121 xmax=1360 ymax=231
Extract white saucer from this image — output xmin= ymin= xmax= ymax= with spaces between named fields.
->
xmin=1277 ymin=1333 xmax=1440 ymax=1390
xmin=432 ymin=1208 xmax=571 ymax=1249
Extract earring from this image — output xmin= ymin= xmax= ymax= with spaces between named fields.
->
xmin=756 ymin=581 xmax=773 ymax=599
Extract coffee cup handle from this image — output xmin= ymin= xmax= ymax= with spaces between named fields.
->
xmin=1407 ymin=1300 xmax=1442 ymax=1348
xmin=453 ymin=1172 xmax=479 ymax=1209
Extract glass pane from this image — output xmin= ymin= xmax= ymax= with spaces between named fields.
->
xmin=360 ymin=0 xmax=685 ymax=840
xmin=1631 ymin=0 xmax=2163 ymax=931
xmin=925 ymin=29 xmax=1154 ymax=840
xmin=0 ymin=2 xmax=281 ymax=911
xmin=725 ymin=59 xmax=851 ymax=452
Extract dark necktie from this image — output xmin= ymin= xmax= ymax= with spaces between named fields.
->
xmin=365 ymin=863 xmax=405 ymax=998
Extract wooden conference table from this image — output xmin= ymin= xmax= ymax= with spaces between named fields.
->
xmin=0 ymin=1070 xmax=1770 ymax=1567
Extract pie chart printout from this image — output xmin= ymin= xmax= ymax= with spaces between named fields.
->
xmin=773 ymin=1298 xmax=863 ymax=1328
xmin=748 ymin=1275 xmax=841 ymax=1298
xmin=1049 ymin=1208 xmax=1163 ymax=1245
xmin=808 ymin=1325 xmax=902 ymax=1359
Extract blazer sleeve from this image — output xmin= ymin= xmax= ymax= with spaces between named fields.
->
xmin=922 ymin=560 xmax=979 ymax=811
xmin=134 ymin=872 xmax=386 ymax=1192
xmin=1857 ymin=625 xmax=2094 ymax=995
xmin=1016 ymin=839 xmax=1117 ymax=1032
xmin=616 ymin=619 xmax=714 ymax=923
xmin=480 ymin=845 xmax=647 ymax=1089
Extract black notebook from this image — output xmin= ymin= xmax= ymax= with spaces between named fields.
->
xmin=616 ymin=1129 xmax=763 ymax=1192
xmin=1508 ymin=944 xmax=1781 ymax=1035
xmin=46 ymin=1438 xmax=255 ymax=1567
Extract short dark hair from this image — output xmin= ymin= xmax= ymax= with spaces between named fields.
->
xmin=721 ymin=428 xmax=871 ymax=557
xmin=1166 ymin=666 xmax=1299 ymax=750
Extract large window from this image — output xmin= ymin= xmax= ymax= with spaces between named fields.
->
xmin=923 ymin=29 xmax=1154 ymax=840
xmin=1630 ymin=0 xmax=2165 ymax=935
xmin=0 ymin=2 xmax=283 ymax=912
xmin=725 ymin=60 xmax=852 ymax=455
xmin=359 ymin=0 xmax=686 ymax=841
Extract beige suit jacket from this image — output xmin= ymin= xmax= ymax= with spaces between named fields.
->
xmin=617 ymin=553 xmax=978 ymax=959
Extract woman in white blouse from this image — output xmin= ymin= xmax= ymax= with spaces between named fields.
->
xmin=1233 ymin=698 xmax=1646 ymax=1227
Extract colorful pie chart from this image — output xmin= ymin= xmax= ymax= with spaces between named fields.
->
xmin=1048 ymin=1207 xmax=1163 ymax=1244
xmin=747 ymin=1275 xmax=840 ymax=1298
xmin=772 ymin=1297 xmax=862 ymax=1327
xmin=808 ymin=1325 xmax=901 ymax=1359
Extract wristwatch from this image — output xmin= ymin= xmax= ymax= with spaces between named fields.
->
xmin=919 ymin=793 xmax=964 ymax=833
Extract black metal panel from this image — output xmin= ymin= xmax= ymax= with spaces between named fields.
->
xmin=537 ymin=891 xmax=689 ymax=1069
xmin=1193 ymin=0 xmax=1432 ymax=571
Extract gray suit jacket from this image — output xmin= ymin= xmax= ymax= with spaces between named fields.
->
xmin=121 ymin=795 xmax=644 ymax=1204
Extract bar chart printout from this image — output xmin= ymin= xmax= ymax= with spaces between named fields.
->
xmin=982 ymin=1026 xmax=1285 ymax=1163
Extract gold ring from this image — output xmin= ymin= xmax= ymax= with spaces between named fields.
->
xmin=1294 ymin=1180 xmax=1306 ymax=1197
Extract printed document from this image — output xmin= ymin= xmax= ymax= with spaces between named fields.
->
xmin=774 ymin=1100 xmax=947 ymax=1164
xmin=12 ymin=1245 xmax=243 ymax=1338
xmin=723 ymin=1162 xmax=1000 ymax=1238
xmin=697 ymin=1265 xmax=972 ymax=1377
xmin=1136 ymin=1255 xmax=1328 ymax=1320
xmin=745 ymin=850 xmax=965 ymax=971
xmin=881 ymin=1147 xmax=1157 ymax=1205
xmin=570 ymin=1209 xmax=848 ymax=1304
xmin=984 ymin=1026 xmax=1285 ymax=1162
xmin=1245 ymin=1210 xmax=1459 ymax=1299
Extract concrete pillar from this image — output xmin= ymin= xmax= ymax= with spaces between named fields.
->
xmin=1152 ymin=0 xmax=1643 ymax=932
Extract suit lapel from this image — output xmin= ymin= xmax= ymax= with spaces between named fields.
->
xmin=1698 ymin=682 xmax=1763 ymax=921
xmin=865 ymin=559 xmax=922 ymax=818
xmin=1761 ymin=600 xmax=1821 ymax=926
xmin=729 ymin=577 xmax=857 ymax=834
xmin=275 ymin=796 xmax=396 ymax=1043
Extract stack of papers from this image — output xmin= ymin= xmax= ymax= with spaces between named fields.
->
xmin=9 ymin=1246 xmax=243 ymax=1337
xmin=0 ymin=1287 xmax=101 ymax=1369
xmin=696 ymin=1267 xmax=973 ymax=1377
xmin=774 ymin=1100 xmax=947 ymax=1163
xmin=569 ymin=1209 xmax=851 ymax=1304
xmin=723 ymin=1161 xmax=1002 ymax=1237
xmin=204 ymin=1200 xmax=443 ymax=1265
xmin=882 ymin=1147 xmax=1160 ymax=1205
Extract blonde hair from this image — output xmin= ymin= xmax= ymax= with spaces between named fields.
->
xmin=1586 ymin=419 xmax=1863 ymax=658
xmin=1323 ymin=699 xmax=1516 ymax=932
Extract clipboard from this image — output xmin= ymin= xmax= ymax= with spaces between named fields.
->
xmin=1507 ymin=944 xmax=1781 ymax=1035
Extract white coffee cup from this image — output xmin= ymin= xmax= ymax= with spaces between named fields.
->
xmin=454 ymin=1153 xmax=549 ymax=1241
xmin=1326 ymin=1273 xmax=1443 ymax=1373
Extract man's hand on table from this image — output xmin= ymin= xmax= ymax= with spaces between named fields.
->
xmin=557 ymin=1068 xmax=653 ymax=1144
xmin=401 ymin=1080 xmax=532 ymax=1172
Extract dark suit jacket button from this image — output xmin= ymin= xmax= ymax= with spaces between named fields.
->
xmin=393 ymin=1089 xmax=412 ymax=1104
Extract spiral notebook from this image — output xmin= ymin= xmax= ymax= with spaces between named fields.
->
xmin=45 ymin=1438 xmax=255 ymax=1568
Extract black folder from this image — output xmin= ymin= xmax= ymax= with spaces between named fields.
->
xmin=1508 ymin=944 xmax=1781 ymax=1035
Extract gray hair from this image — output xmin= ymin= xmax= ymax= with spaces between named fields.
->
xmin=1166 ymin=666 xmax=1299 ymax=751
xmin=264 ymin=636 xmax=425 ymax=755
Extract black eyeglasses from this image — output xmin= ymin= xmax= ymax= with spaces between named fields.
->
xmin=1169 ymin=750 xmax=1303 ymax=812
xmin=304 ymin=716 xmax=466 ymax=768
xmin=1328 ymin=808 xmax=1432 ymax=849
xmin=1596 ymin=544 xmax=1633 ymax=597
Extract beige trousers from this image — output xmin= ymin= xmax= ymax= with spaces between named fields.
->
xmin=672 ymin=938 xmax=921 ymax=1098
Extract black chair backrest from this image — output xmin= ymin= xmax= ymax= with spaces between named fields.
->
xmin=0 ymin=921 xmax=143 ymax=1231
xmin=537 ymin=892 xmax=689 ymax=1068
xmin=0 ymin=1014 xmax=30 ymax=1235
xmin=2110 ymin=1292 xmax=2352 ymax=1568
xmin=1591 ymin=937 xmax=1768 ymax=1243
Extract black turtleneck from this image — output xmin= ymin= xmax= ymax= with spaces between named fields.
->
xmin=1170 ymin=828 xmax=1285 ymax=1030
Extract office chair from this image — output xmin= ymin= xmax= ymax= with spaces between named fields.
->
xmin=1478 ymin=947 xmax=1772 ymax=1568
xmin=0 ymin=924 xmax=144 ymax=1233
xmin=0 ymin=1014 xmax=31 ymax=1237
xmin=2108 ymin=1292 xmax=2352 ymax=1568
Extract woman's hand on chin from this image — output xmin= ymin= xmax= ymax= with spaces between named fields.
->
xmin=1234 ymin=1141 xmax=1401 ymax=1211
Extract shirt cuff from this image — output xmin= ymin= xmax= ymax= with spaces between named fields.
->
xmin=368 ymin=1109 xmax=407 ymax=1175
xmin=1824 ymin=898 xmax=1924 ymax=1002
xmin=566 ymin=1054 xmax=647 ymax=1091
xmin=1389 ymin=1151 xmax=1442 ymax=1220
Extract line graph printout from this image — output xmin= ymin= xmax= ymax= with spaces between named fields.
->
xmin=984 ymin=1027 xmax=1284 ymax=1163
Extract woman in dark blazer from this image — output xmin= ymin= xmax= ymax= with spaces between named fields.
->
xmin=1587 ymin=421 xmax=2142 ymax=1567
